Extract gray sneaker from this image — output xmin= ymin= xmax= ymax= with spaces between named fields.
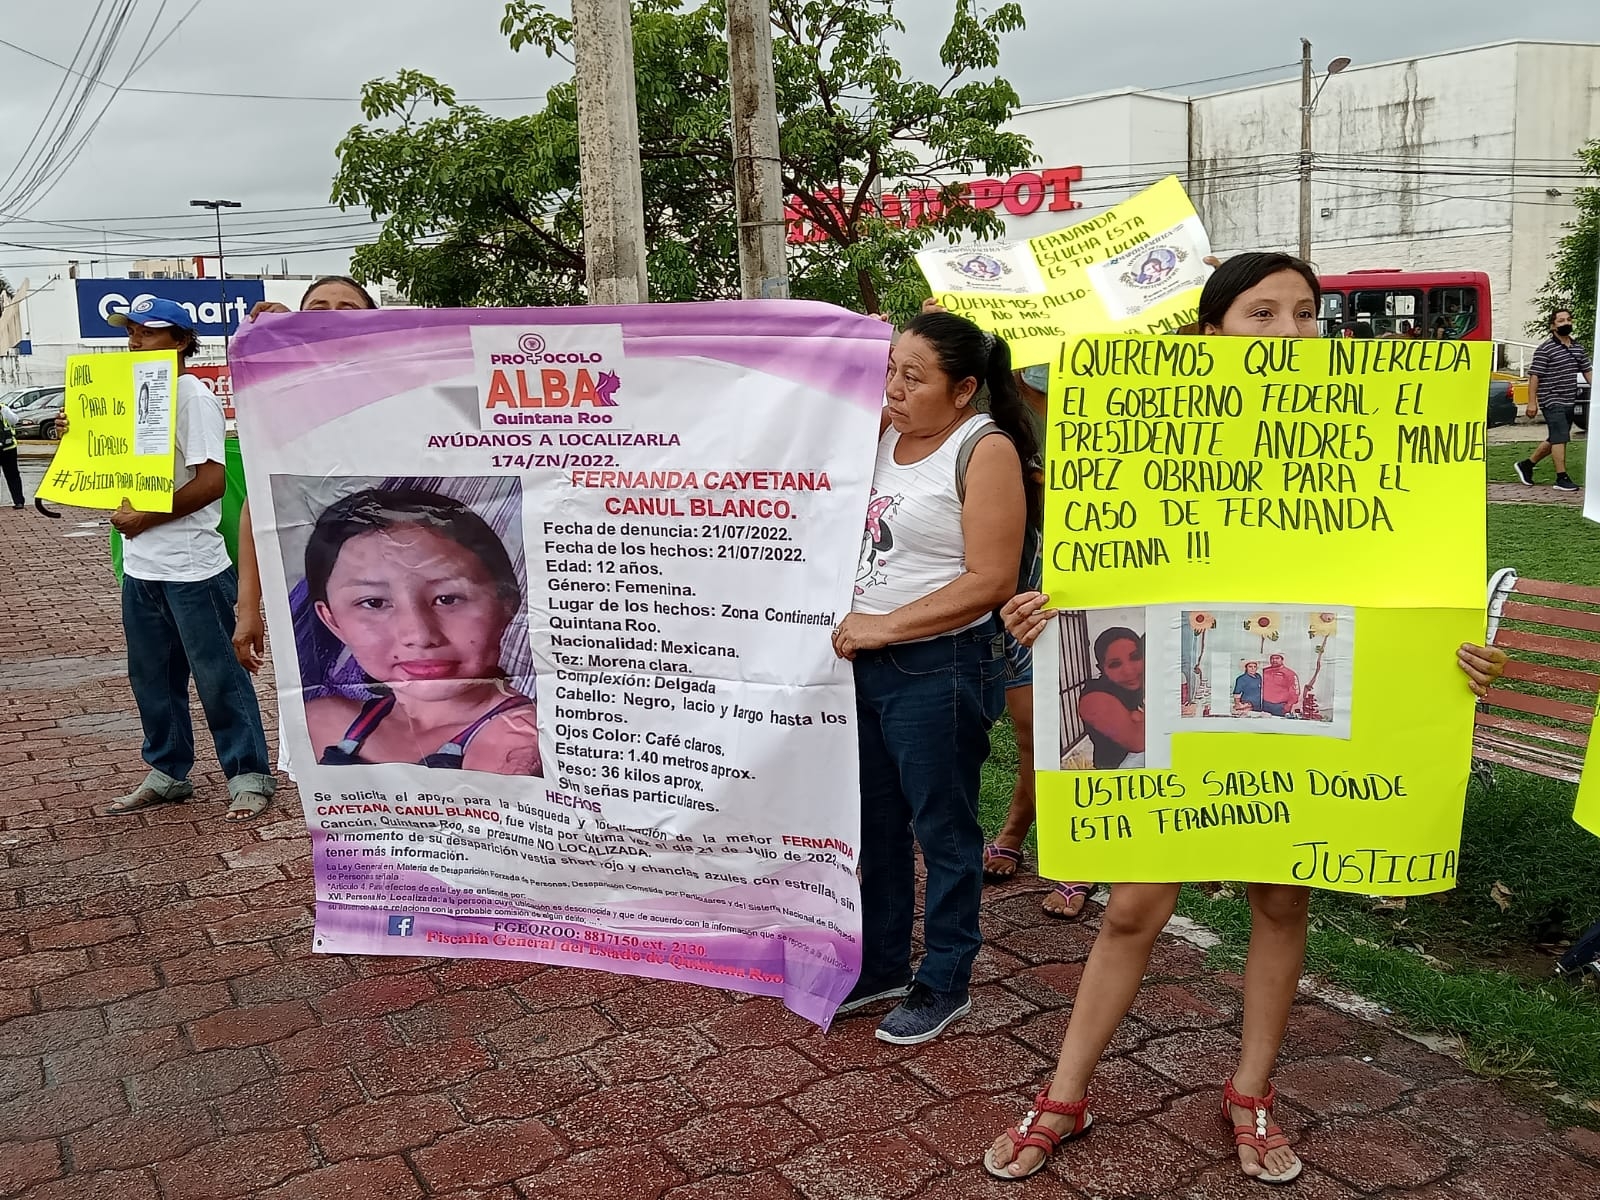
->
xmin=874 ymin=981 xmax=971 ymax=1044
xmin=836 ymin=972 xmax=912 ymax=1016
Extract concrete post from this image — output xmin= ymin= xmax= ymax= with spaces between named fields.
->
xmin=573 ymin=0 xmax=649 ymax=303
xmin=728 ymin=0 xmax=789 ymax=299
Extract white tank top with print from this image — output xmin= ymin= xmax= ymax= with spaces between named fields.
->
xmin=852 ymin=412 xmax=996 ymax=626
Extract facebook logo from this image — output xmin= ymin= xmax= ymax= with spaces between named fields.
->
xmin=386 ymin=915 xmax=415 ymax=937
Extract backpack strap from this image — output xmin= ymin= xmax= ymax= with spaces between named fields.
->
xmin=954 ymin=417 xmax=1002 ymax=504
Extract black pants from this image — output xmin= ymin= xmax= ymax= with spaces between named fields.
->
xmin=0 ymin=448 xmax=22 ymax=507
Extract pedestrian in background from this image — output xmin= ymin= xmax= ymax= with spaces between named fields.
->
xmin=60 ymin=298 xmax=275 ymax=820
xmin=0 ymin=397 xmax=24 ymax=508
xmin=1516 ymin=306 xmax=1590 ymax=493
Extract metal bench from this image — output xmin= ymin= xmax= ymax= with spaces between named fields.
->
xmin=1475 ymin=568 xmax=1600 ymax=784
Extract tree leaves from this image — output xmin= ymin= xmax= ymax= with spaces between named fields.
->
xmin=1529 ymin=141 xmax=1600 ymax=343
xmin=329 ymin=0 xmax=1032 ymax=317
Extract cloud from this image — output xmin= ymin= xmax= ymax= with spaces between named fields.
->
xmin=0 ymin=0 xmax=1581 ymax=281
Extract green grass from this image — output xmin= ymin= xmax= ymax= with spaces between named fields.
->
xmin=975 ymin=471 xmax=1600 ymax=1108
xmin=1487 ymin=438 xmax=1588 ymax=489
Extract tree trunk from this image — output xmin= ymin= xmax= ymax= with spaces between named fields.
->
xmin=855 ymin=266 xmax=879 ymax=316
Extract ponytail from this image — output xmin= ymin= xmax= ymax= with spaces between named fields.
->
xmin=902 ymin=311 xmax=1043 ymax=532
xmin=981 ymin=334 xmax=1044 ymax=532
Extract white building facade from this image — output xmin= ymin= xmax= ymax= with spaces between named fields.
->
xmin=808 ymin=39 xmax=1598 ymax=348
xmin=1191 ymin=40 xmax=1600 ymax=345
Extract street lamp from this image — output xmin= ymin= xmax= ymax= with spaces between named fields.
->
xmin=1298 ymin=41 xmax=1350 ymax=262
xmin=189 ymin=199 xmax=242 ymax=361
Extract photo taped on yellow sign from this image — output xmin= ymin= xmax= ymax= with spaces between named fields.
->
xmin=36 ymin=350 xmax=179 ymax=513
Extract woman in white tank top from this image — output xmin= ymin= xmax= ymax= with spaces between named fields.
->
xmin=830 ymin=312 xmax=1040 ymax=1046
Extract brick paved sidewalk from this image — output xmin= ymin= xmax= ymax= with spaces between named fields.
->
xmin=2 ymin=508 xmax=1597 ymax=1200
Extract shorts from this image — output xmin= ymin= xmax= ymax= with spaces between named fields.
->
xmin=1004 ymin=539 xmax=1045 ymax=690
xmin=1543 ymin=404 xmax=1575 ymax=445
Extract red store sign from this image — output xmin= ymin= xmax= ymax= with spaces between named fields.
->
xmin=785 ymin=165 xmax=1083 ymax=243
xmin=190 ymin=364 xmax=234 ymax=419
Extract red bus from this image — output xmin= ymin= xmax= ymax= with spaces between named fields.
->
xmin=1316 ymin=269 xmax=1491 ymax=341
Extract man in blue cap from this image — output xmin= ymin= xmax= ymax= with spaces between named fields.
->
xmin=65 ymin=297 xmax=274 ymax=819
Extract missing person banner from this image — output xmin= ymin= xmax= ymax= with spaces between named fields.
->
xmin=1033 ymin=334 xmax=1490 ymax=894
xmin=916 ymin=175 xmax=1212 ymax=368
xmin=231 ymin=302 xmax=887 ymax=1025
xmin=37 ymin=350 xmax=178 ymax=512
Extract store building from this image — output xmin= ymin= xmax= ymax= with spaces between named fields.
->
xmin=0 ymin=271 xmax=310 ymax=391
xmin=789 ymin=39 xmax=1599 ymax=348
xmin=1191 ymin=39 xmax=1600 ymax=347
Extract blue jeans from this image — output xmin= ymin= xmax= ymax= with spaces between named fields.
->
xmin=122 ymin=567 xmax=274 ymax=800
xmin=854 ymin=620 xmax=1007 ymax=995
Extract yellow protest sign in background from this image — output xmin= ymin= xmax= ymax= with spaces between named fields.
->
xmin=36 ymin=351 xmax=178 ymax=513
xmin=1574 ymin=700 xmax=1600 ymax=838
xmin=1035 ymin=334 xmax=1489 ymax=895
xmin=917 ymin=176 xmax=1211 ymax=368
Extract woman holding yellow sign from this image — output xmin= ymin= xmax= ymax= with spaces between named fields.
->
xmin=983 ymin=253 xmax=1507 ymax=1186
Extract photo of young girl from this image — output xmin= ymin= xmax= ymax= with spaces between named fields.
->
xmin=270 ymin=475 xmax=540 ymax=776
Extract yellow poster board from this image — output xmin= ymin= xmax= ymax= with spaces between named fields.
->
xmin=1035 ymin=334 xmax=1490 ymax=895
xmin=917 ymin=176 xmax=1210 ymax=368
xmin=1575 ymin=699 xmax=1600 ymax=837
xmin=36 ymin=351 xmax=178 ymax=513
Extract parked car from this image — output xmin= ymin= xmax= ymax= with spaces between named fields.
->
xmin=1488 ymin=378 xmax=1518 ymax=429
xmin=7 ymin=388 xmax=66 ymax=439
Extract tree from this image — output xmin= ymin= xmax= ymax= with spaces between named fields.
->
xmin=330 ymin=0 xmax=1031 ymax=318
xmin=1529 ymin=140 xmax=1600 ymax=343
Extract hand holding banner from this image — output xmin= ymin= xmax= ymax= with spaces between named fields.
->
xmin=36 ymin=350 xmax=178 ymax=512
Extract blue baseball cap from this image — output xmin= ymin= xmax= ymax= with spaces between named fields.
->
xmin=107 ymin=296 xmax=196 ymax=331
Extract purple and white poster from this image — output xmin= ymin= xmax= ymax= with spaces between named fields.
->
xmin=231 ymin=302 xmax=888 ymax=1025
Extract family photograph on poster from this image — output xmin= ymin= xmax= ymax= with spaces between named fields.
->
xmin=1177 ymin=606 xmax=1355 ymax=740
xmin=268 ymin=473 xmax=541 ymax=777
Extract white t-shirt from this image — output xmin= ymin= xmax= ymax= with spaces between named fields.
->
xmin=852 ymin=412 xmax=994 ymax=629
xmin=122 ymin=373 xmax=231 ymax=583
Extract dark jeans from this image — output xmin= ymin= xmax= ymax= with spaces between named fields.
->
xmin=122 ymin=567 xmax=274 ymax=799
xmin=854 ymin=620 xmax=1007 ymax=995
xmin=0 ymin=448 xmax=22 ymax=506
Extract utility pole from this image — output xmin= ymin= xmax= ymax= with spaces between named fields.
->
xmin=1296 ymin=41 xmax=1349 ymax=264
xmin=728 ymin=0 xmax=789 ymax=299
xmin=572 ymin=0 xmax=649 ymax=304
xmin=190 ymin=198 xmax=242 ymax=359
xmin=1298 ymin=38 xmax=1313 ymax=263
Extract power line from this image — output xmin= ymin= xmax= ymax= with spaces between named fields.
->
xmin=1151 ymin=60 xmax=1301 ymax=95
xmin=0 ymin=33 xmax=549 ymax=105
xmin=2 ymin=0 xmax=178 ymax=220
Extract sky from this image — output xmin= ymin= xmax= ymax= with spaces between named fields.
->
xmin=0 ymin=0 xmax=1593 ymax=285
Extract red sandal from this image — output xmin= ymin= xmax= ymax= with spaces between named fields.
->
xmin=983 ymin=1089 xmax=1093 ymax=1181
xmin=1222 ymin=1078 xmax=1303 ymax=1185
